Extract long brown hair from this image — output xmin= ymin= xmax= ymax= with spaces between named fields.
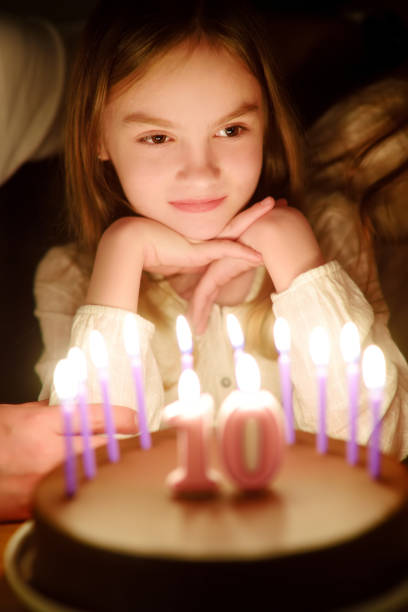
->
xmin=65 ymin=0 xmax=306 ymax=358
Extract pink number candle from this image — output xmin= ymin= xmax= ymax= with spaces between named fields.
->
xmin=68 ymin=347 xmax=96 ymax=479
xmin=54 ymin=359 xmax=78 ymax=497
xmin=340 ymin=322 xmax=361 ymax=465
xmin=123 ymin=314 xmax=151 ymax=450
xmin=176 ymin=315 xmax=193 ymax=371
xmin=164 ymin=369 xmax=219 ymax=496
xmin=273 ymin=317 xmax=295 ymax=444
xmin=219 ymin=352 xmax=285 ymax=491
xmin=309 ymin=327 xmax=330 ymax=454
xmin=89 ymin=330 xmax=119 ymax=462
xmin=226 ymin=313 xmax=245 ymax=364
xmin=362 ymin=345 xmax=386 ymax=479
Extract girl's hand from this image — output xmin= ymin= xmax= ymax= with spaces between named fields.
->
xmin=187 ymin=197 xmax=283 ymax=333
xmin=87 ymin=216 xmax=262 ymax=311
xmin=0 ymin=401 xmax=138 ymax=521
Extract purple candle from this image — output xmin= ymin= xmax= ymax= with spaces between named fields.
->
xmin=362 ymin=345 xmax=386 ymax=479
xmin=309 ymin=327 xmax=330 ymax=454
xmin=340 ymin=322 xmax=361 ymax=465
xmin=53 ymin=359 xmax=78 ymax=497
xmin=123 ymin=314 xmax=151 ymax=450
xmin=68 ymin=347 xmax=96 ymax=478
xmin=89 ymin=330 xmax=119 ymax=462
xmin=273 ymin=317 xmax=295 ymax=444
xmin=176 ymin=315 xmax=194 ymax=371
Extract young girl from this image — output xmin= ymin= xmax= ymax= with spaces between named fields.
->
xmin=34 ymin=0 xmax=408 ymax=458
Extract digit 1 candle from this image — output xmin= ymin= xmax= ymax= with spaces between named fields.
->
xmin=68 ymin=347 xmax=96 ymax=479
xmin=89 ymin=330 xmax=119 ymax=462
xmin=219 ymin=352 xmax=285 ymax=491
xmin=123 ymin=313 xmax=151 ymax=450
xmin=273 ymin=317 xmax=295 ymax=444
xmin=362 ymin=345 xmax=386 ymax=479
xmin=163 ymin=369 xmax=219 ymax=497
xmin=176 ymin=315 xmax=193 ymax=371
xmin=226 ymin=313 xmax=245 ymax=364
xmin=340 ymin=322 xmax=361 ymax=465
xmin=309 ymin=326 xmax=330 ymax=454
xmin=53 ymin=359 xmax=78 ymax=497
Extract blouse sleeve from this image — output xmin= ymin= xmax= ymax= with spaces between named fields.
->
xmin=34 ymin=245 xmax=164 ymax=431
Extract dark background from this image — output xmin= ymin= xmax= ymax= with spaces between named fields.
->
xmin=1 ymin=0 xmax=408 ymax=402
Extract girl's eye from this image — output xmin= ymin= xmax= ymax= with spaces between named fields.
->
xmin=140 ymin=134 xmax=170 ymax=145
xmin=217 ymin=125 xmax=245 ymax=138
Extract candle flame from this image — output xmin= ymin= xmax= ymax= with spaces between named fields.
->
xmin=340 ymin=322 xmax=360 ymax=363
xmin=53 ymin=358 xmax=79 ymax=402
xmin=68 ymin=347 xmax=87 ymax=383
xmin=123 ymin=313 xmax=140 ymax=357
xmin=309 ymin=326 xmax=330 ymax=366
xmin=235 ymin=352 xmax=261 ymax=393
xmin=362 ymin=345 xmax=386 ymax=390
xmin=176 ymin=315 xmax=193 ymax=353
xmin=178 ymin=368 xmax=201 ymax=403
xmin=89 ymin=330 xmax=108 ymax=369
xmin=273 ymin=317 xmax=291 ymax=353
xmin=226 ymin=313 xmax=245 ymax=350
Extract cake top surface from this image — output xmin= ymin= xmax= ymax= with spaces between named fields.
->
xmin=34 ymin=430 xmax=408 ymax=561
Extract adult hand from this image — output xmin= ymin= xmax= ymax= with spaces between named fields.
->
xmin=187 ymin=197 xmax=279 ymax=333
xmin=0 ymin=401 xmax=138 ymax=521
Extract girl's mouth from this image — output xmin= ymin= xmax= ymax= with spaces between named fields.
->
xmin=169 ymin=196 xmax=226 ymax=212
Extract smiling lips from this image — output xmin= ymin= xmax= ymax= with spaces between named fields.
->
xmin=169 ymin=196 xmax=226 ymax=212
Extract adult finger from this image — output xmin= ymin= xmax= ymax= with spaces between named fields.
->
xmin=218 ymin=197 xmax=275 ymax=239
xmin=190 ymin=238 xmax=262 ymax=268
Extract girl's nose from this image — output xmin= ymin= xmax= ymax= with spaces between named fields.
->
xmin=176 ymin=143 xmax=220 ymax=183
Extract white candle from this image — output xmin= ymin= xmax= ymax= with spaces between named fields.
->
xmin=218 ymin=352 xmax=285 ymax=491
xmin=67 ymin=347 xmax=96 ymax=478
xmin=309 ymin=326 xmax=330 ymax=454
xmin=89 ymin=330 xmax=119 ymax=462
xmin=176 ymin=315 xmax=193 ymax=371
xmin=362 ymin=345 xmax=386 ymax=479
xmin=164 ymin=369 xmax=219 ymax=496
xmin=226 ymin=313 xmax=245 ymax=363
xmin=54 ymin=359 xmax=78 ymax=497
xmin=123 ymin=314 xmax=151 ymax=450
xmin=273 ymin=317 xmax=294 ymax=444
xmin=340 ymin=322 xmax=361 ymax=465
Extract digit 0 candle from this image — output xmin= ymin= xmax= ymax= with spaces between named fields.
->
xmin=68 ymin=347 xmax=96 ymax=479
xmin=219 ymin=352 xmax=285 ymax=491
xmin=309 ymin=327 xmax=330 ymax=454
xmin=273 ymin=317 xmax=295 ymax=444
xmin=89 ymin=330 xmax=119 ymax=463
xmin=362 ymin=345 xmax=386 ymax=479
xmin=123 ymin=314 xmax=151 ymax=450
xmin=163 ymin=369 xmax=219 ymax=497
xmin=340 ymin=322 xmax=361 ymax=465
xmin=53 ymin=359 xmax=78 ymax=497
xmin=176 ymin=315 xmax=193 ymax=371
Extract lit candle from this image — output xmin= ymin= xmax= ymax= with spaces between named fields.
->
xmin=362 ymin=345 xmax=386 ymax=479
xmin=164 ymin=369 xmax=219 ymax=496
xmin=226 ymin=313 xmax=245 ymax=364
xmin=176 ymin=315 xmax=193 ymax=371
xmin=273 ymin=317 xmax=295 ymax=444
xmin=53 ymin=359 xmax=78 ymax=497
xmin=309 ymin=326 xmax=330 ymax=454
xmin=123 ymin=314 xmax=151 ymax=450
xmin=340 ymin=322 xmax=361 ymax=465
xmin=89 ymin=330 xmax=119 ymax=462
xmin=219 ymin=352 xmax=285 ymax=491
xmin=68 ymin=347 xmax=96 ymax=479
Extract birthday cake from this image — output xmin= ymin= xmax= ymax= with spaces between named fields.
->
xmin=30 ymin=428 xmax=408 ymax=611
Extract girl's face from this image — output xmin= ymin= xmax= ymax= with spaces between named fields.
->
xmin=100 ymin=40 xmax=265 ymax=240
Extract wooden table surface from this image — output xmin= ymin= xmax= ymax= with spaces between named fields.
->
xmin=0 ymin=521 xmax=28 ymax=611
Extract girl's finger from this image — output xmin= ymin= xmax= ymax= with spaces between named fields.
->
xmin=218 ymin=197 xmax=275 ymax=239
xmin=193 ymin=239 xmax=262 ymax=266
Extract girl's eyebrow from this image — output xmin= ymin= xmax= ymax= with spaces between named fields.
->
xmin=122 ymin=102 xmax=259 ymax=128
